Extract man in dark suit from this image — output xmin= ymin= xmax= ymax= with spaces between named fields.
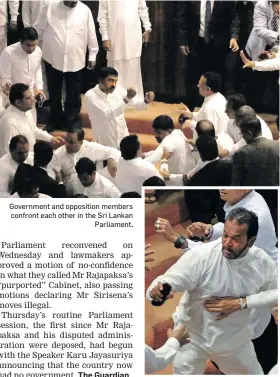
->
xmin=232 ymin=117 xmax=279 ymax=186
xmin=185 ymin=135 xmax=232 ymax=186
xmin=178 ymin=0 xmax=240 ymax=106
xmin=33 ymin=141 xmax=67 ymax=198
xmin=226 ymin=1 xmax=255 ymax=94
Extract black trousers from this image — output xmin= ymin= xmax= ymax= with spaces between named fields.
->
xmin=45 ymin=61 xmax=83 ymax=129
xmin=185 ymin=38 xmax=230 ymax=108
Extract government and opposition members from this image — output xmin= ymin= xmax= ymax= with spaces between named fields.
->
xmin=0 ymin=0 xmax=279 ymax=196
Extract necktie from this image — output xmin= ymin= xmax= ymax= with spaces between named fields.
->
xmin=272 ymin=11 xmax=279 ymax=32
xmin=204 ymin=0 xmax=212 ymax=44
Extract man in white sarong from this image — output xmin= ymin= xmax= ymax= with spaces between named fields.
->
xmin=98 ymin=0 xmax=152 ymax=100
xmin=148 ymin=208 xmax=277 ymax=374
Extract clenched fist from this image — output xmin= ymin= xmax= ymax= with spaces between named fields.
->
xmin=127 ymin=87 xmax=137 ymax=100
xmin=186 ymin=222 xmax=213 ymax=238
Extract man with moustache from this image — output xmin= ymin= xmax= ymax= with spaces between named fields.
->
xmin=148 ymin=208 xmax=277 ymax=374
xmin=155 ymin=189 xmax=278 ymax=373
xmin=84 ymin=67 xmax=155 ymax=149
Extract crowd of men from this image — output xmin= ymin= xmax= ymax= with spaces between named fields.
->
xmin=145 ymin=189 xmax=278 ymax=375
xmin=0 ymin=0 xmax=279 ymax=197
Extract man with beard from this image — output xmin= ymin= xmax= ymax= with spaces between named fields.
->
xmin=148 ymin=208 xmax=277 ymax=374
xmin=154 ymin=189 xmax=278 ymax=373
xmin=84 ymin=67 xmax=155 ymax=149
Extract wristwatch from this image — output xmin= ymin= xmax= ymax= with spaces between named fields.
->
xmin=239 ymin=298 xmax=247 ymax=310
xmin=174 ymin=234 xmax=186 ymax=249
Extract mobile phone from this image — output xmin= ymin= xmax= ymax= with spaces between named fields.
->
xmin=151 ymin=283 xmax=172 ymax=306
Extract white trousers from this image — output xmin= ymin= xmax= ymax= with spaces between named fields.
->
xmin=107 ymin=56 xmax=144 ymax=100
xmin=173 ymin=339 xmax=263 ymax=375
xmin=0 ymin=25 xmax=6 ymax=55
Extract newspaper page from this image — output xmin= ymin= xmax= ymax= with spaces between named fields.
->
xmin=0 ymin=198 xmax=144 ymax=377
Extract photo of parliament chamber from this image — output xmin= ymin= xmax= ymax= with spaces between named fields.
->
xmin=0 ymin=0 xmax=279 ymax=198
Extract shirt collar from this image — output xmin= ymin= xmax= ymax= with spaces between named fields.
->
xmin=224 ymin=190 xmax=255 ymax=214
xmin=86 ymin=172 xmax=100 ymax=190
xmin=203 ymin=92 xmax=219 ymax=103
xmin=95 ymin=84 xmax=109 ymax=100
xmin=199 ymin=157 xmax=219 ymax=168
xmin=10 ymin=105 xmax=26 ymax=117
xmin=9 ymin=153 xmax=19 ymax=167
xmin=61 ymin=1 xmax=79 ymax=11
xmin=65 ymin=142 xmax=85 ymax=156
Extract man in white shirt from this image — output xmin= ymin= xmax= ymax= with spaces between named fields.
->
xmin=145 ymin=324 xmax=190 ymax=374
xmin=0 ymin=27 xmax=46 ymax=122
xmin=148 ymin=208 xmax=277 ymax=374
xmin=115 ymin=134 xmax=162 ymax=195
xmin=0 ymin=134 xmax=33 ymax=197
xmin=0 ymin=1 xmax=19 ymax=54
xmin=51 ymin=127 xmax=120 ymax=185
xmin=0 ymin=83 xmax=62 ymax=158
xmin=34 ymin=0 xmax=99 ymax=130
xmin=98 ymin=0 xmax=151 ymax=100
xmin=158 ymin=190 xmax=278 ymax=263
xmin=67 ymin=157 xmax=121 ymax=198
xmin=144 ymin=115 xmax=198 ymax=180
xmin=0 ymin=86 xmax=8 ymax=118
xmin=221 ymin=98 xmax=273 ymax=158
xmin=224 ymin=93 xmax=248 ymax=144
xmin=179 ymin=72 xmax=229 ymax=137
xmin=84 ymin=67 xmax=155 ymax=149
xmin=22 ymin=0 xmax=48 ymax=28
xmin=178 ymin=1 xmax=240 ymax=107
xmin=156 ymin=189 xmax=278 ymax=372
xmin=161 ymin=120 xmax=234 ymax=185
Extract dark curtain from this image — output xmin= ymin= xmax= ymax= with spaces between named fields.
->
xmin=141 ymin=1 xmax=187 ymax=102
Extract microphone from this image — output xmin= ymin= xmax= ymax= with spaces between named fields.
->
xmin=151 ymin=283 xmax=172 ymax=306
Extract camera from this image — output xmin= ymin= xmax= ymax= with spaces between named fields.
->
xmin=35 ymin=93 xmax=45 ymax=108
xmin=35 ymin=93 xmax=44 ymax=102
xmin=178 ymin=114 xmax=188 ymax=125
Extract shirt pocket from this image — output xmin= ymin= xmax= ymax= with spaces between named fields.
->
xmin=74 ymin=23 xmax=85 ymax=35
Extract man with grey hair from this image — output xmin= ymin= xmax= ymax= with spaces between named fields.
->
xmin=148 ymin=207 xmax=277 ymax=374
xmin=232 ymin=117 xmax=279 ymax=185
xmin=225 ymin=105 xmax=273 ymax=157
